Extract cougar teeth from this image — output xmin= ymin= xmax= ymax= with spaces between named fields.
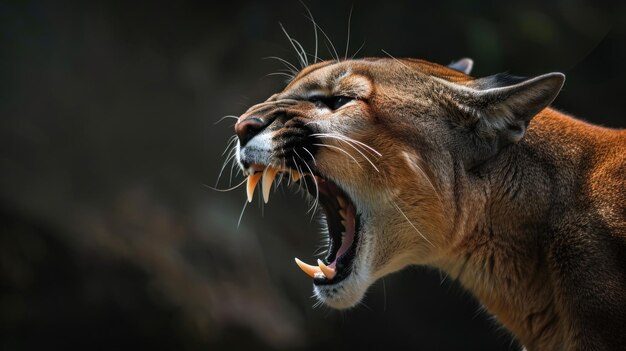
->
xmin=261 ymin=167 xmax=279 ymax=204
xmin=337 ymin=196 xmax=347 ymax=208
xmin=246 ymin=172 xmax=262 ymax=203
xmin=294 ymin=257 xmax=321 ymax=279
xmin=246 ymin=167 xmax=309 ymax=203
xmin=294 ymin=257 xmax=336 ymax=280
xmin=317 ymin=259 xmax=336 ymax=279
xmin=291 ymin=170 xmax=301 ymax=182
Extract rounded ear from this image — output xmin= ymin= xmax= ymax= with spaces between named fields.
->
xmin=443 ymin=72 xmax=565 ymax=167
xmin=447 ymin=58 xmax=474 ymax=75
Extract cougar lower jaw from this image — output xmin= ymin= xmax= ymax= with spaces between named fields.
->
xmin=244 ymin=165 xmax=362 ymax=284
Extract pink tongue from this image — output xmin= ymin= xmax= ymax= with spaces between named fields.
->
xmin=329 ymin=203 xmax=355 ymax=268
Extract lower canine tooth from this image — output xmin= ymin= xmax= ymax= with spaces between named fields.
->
xmin=295 ymin=258 xmax=322 ymax=279
xmin=317 ymin=259 xmax=336 ymax=279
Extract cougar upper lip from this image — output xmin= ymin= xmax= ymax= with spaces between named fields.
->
xmin=245 ymin=164 xmax=360 ymax=285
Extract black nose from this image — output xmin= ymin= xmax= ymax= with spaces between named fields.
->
xmin=235 ymin=117 xmax=266 ymax=147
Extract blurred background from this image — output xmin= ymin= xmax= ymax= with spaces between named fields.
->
xmin=1 ymin=0 xmax=624 ymax=350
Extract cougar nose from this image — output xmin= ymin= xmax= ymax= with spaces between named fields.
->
xmin=235 ymin=117 xmax=266 ymax=147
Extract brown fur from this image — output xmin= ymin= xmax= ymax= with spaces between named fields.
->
xmin=234 ymin=58 xmax=626 ymax=350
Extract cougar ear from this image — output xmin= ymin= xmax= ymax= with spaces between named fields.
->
xmin=446 ymin=72 xmax=565 ymax=167
xmin=448 ymin=58 xmax=474 ymax=75
xmin=468 ymin=72 xmax=565 ymax=143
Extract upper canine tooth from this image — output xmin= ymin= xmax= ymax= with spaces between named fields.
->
xmin=295 ymin=257 xmax=322 ymax=279
xmin=262 ymin=167 xmax=279 ymax=203
xmin=246 ymin=172 xmax=263 ymax=203
xmin=317 ymin=259 xmax=336 ymax=279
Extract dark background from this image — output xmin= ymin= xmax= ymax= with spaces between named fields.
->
xmin=1 ymin=1 xmax=624 ymax=350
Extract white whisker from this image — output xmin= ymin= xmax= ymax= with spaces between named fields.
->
xmin=228 ymin=154 xmax=239 ymax=186
xmin=205 ymin=177 xmax=247 ymax=192
xmin=344 ymin=5 xmax=353 ymax=60
xmin=301 ymin=146 xmax=317 ymax=166
xmin=381 ymin=49 xmax=422 ymax=82
xmin=281 ymin=155 xmax=290 ymax=187
xmin=312 ymin=133 xmax=381 ymax=172
xmin=312 ymin=298 xmax=325 ymax=309
xmin=279 ymin=22 xmax=307 ymax=68
xmin=301 ymin=2 xmax=319 ymax=64
xmin=408 ymin=159 xmax=444 ymax=208
xmin=221 ymin=135 xmax=238 ymax=156
xmin=265 ymin=72 xmax=296 ymax=80
xmin=304 ymin=14 xmax=340 ymax=62
xmin=215 ymin=148 xmax=237 ymax=187
xmin=237 ymin=198 xmax=249 ymax=229
xmin=295 ymin=149 xmax=320 ymax=217
xmin=312 ymin=132 xmax=381 ymax=156
xmin=214 ymin=115 xmax=239 ymax=125
xmin=351 ymin=40 xmax=366 ymax=59
xmin=313 ymin=143 xmax=363 ymax=169
xmin=290 ymin=37 xmax=309 ymax=67
xmin=392 ymin=200 xmax=435 ymax=247
xmin=263 ymin=56 xmax=299 ymax=76
xmin=293 ymin=156 xmax=309 ymax=201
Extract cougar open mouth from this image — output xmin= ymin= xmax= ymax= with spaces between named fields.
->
xmin=245 ymin=165 xmax=361 ymax=285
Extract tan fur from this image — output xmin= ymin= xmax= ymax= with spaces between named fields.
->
xmin=235 ymin=58 xmax=626 ymax=350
